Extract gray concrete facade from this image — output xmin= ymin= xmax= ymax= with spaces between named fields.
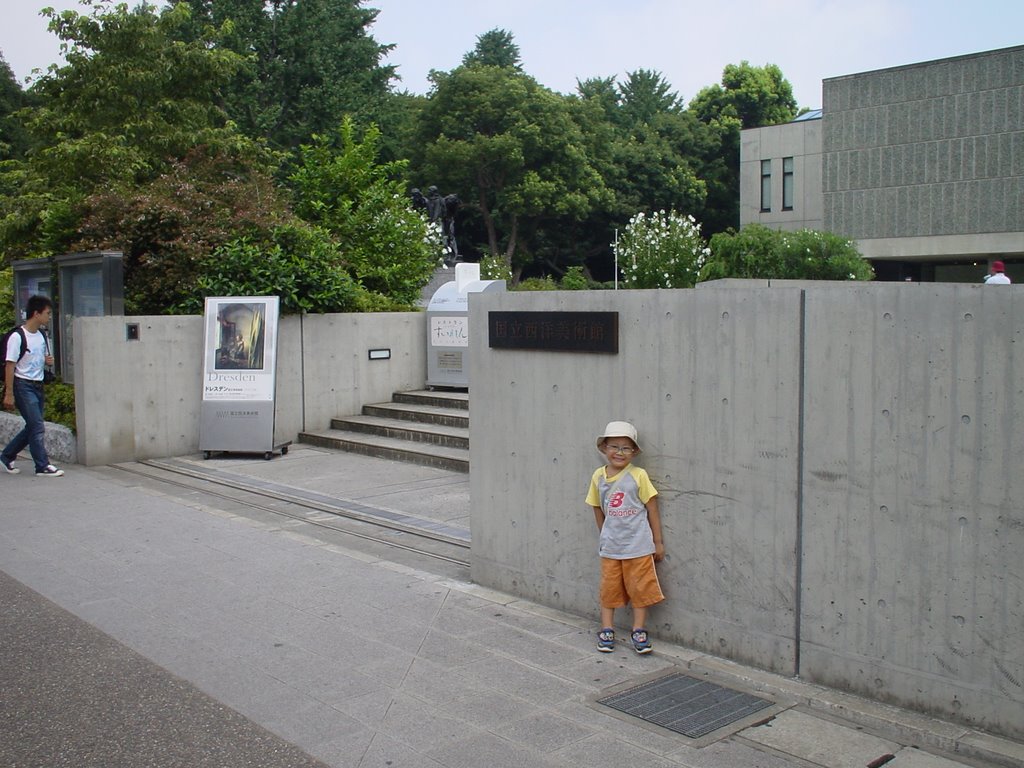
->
xmin=468 ymin=284 xmax=1022 ymax=739
xmin=740 ymin=116 xmax=823 ymax=231
xmin=73 ymin=312 xmax=426 ymax=465
xmin=823 ymin=45 xmax=1024 ymax=261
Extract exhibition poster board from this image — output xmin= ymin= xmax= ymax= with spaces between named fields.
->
xmin=199 ymin=296 xmax=287 ymax=458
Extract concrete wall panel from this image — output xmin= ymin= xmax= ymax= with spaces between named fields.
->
xmin=74 ymin=312 xmax=425 ymax=465
xmin=469 ymin=283 xmax=1022 ymax=738
xmin=799 ymin=284 xmax=1024 ymax=736
xmin=469 ymin=288 xmax=803 ymax=674
xmin=75 ymin=315 xmax=204 ymax=465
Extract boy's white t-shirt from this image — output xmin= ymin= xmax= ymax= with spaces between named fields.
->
xmin=586 ymin=464 xmax=659 ymax=559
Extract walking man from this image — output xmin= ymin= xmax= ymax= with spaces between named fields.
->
xmin=2 ymin=295 xmax=64 ymax=477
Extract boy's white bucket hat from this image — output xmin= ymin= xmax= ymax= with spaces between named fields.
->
xmin=596 ymin=421 xmax=641 ymax=453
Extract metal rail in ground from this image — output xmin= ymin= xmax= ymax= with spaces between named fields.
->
xmin=108 ymin=460 xmax=471 ymax=569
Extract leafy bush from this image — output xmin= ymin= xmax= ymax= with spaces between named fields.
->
xmin=290 ymin=119 xmax=444 ymax=306
xmin=614 ymin=210 xmax=709 ymax=289
xmin=44 ymin=379 xmax=77 ymax=433
xmin=515 ymin=276 xmax=558 ymax=291
xmin=173 ymin=225 xmax=366 ymax=315
xmin=701 ymin=224 xmax=874 ymax=281
xmin=0 ymin=267 xmax=13 ymax=327
xmin=559 ymin=266 xmax=592 ymax=290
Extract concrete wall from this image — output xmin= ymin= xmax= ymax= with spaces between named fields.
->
xmin=468 ymin=283 xmax=1023 ymax=739
xmin=73 ymin=312 xmax=426 ymax=465
xmin=799 ymin=284 xmax=1023 ymax=738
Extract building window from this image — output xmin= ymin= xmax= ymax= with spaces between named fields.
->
xmin=760 ymin=159 xmax=772 ymax=212
xmin=782 ymin=157 xmax=794 ymax=211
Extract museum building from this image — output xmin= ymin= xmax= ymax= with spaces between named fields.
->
xmin=740 ymin=45 xmax=1024 ymax=282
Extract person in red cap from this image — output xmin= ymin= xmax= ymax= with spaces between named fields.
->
xmin=983 ymin=260 xmax=1011 ymax=284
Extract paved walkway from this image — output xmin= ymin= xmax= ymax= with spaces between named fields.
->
xmin=1 ymin=445 xmax=1021 ymax=768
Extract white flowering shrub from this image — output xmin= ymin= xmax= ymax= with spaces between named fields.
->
xmin=479 ymin=256 xmax=513 ymax=283
xmin=614 ymin=210 xmax=710 ymax=289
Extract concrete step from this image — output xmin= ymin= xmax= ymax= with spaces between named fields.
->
xmin=392 ymin=389 xmax=469 ymax=411
xmin=330 ymin=414 xmax=468 ymax=450
xmin=298 ymin=428 xmax=469 ymax=473
xmin=361 ymin=401 xmax=469 ymax=429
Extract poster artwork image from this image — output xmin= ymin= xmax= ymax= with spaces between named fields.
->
xmin=215 ymin=302 xmax=266 ymax=370
xmin=202 ymin=297 xmax=278 ymax=402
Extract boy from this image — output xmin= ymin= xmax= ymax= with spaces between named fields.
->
xmin=2 ymin=295 xmax=64 ymax=477
xmin=586 ymin=421 xmax=663 ymax=654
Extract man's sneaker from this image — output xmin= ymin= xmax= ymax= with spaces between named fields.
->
xmin=597 ymin=627 xmax=615 ymax=653
xmin=631 ymin=628 xmax=652 ymax=654
xmin=1 ymin=457 xmax=19 ymax=474
xmin=35 ymin=464 xmax=64 ymax=477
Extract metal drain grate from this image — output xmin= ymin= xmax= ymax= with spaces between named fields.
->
xmin=598 ymin=672 xmax=772 ymax=738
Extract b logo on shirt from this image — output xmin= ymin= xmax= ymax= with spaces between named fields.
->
xmin=609 ymin=492 xmax=625 ymax=508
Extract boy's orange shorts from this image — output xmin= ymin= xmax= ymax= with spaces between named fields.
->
xmin=600 ymin=555 xmax=664 ymax=609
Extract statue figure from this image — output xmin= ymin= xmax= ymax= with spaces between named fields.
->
xmin=410 ymin=187 xmax=428 ymax=214
xmin=412 ymin=185 xmax=460 ymax=265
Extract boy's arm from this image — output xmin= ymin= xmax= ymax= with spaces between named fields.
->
xmin=646 ymin=496 xmax=664 ymax=562
xmin=592 ymin=505 xmax=605 ymax=531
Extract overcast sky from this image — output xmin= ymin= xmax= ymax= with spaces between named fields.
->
xmin=3 ymin=1 xmax=1023 ymax=110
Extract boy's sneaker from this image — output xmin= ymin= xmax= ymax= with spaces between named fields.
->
xmin=35 ymin=464 xmax=64 ymax=477
xmin=631 ymin=628 xmax=652 ymax=654
xmin=597 ymin=627 xmax=615 ymax=653
xmin=1 ymin=457 xmax=19 ymax=474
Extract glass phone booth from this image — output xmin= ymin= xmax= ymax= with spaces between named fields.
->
xmin=55 ymin=251 xmax=124 ymax=384
xmin=11 ymin=258 xmax=54 ymax=324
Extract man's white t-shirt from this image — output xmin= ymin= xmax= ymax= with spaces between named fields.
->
xmin=4 ymin=328 xmax=47 ymax=381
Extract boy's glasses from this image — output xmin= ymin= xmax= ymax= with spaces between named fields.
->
xmin=605 ymin=444 xmax=635 ymax=455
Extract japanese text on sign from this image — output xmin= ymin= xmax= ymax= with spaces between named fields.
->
xmin=488 ymin=311 xmax=618 ymax=353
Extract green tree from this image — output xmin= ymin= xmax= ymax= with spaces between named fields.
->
xmin=0 ymin=1 xmax=255 ymax=260
xmin=564 ymin=71 xmax=707 ymax=282
xmin=461 ymin=28 xmax=522 ymax=70
xmin=688 ymin=62 xmax=798 ymax=236
xmin=0 ymin=54 xmax=32 ymax=161
xmin=71 ymin=145 xmax=292 ymax=314
xmin=690 ymin=62 xmax=797 ymax=130
xmin=700 ymin=224 xmax=874 ymax=282
xmin=29 ymin=2 xmax=245 ymax=188
xmin=618 ymin=69 xmax=683 ymax=125
xmin=418 ymin=63 xmax=608 ymax=279
xmin=289 ymin=117 xmax=443 ymax=305
xmin=180 ymin=0 xmax=395 ymax=150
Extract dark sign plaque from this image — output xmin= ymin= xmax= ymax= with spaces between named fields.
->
xmin=488 ymin=311 xmax=618 ymax=353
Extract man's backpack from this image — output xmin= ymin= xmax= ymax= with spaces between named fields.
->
xmin=1 ymin=326 xmax=29 ymax=366
xmin=1 ymin=326 xmax=55 ymax=387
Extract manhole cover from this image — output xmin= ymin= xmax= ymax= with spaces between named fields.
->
xmin=598 ymin=672 xmax=772 ymax=738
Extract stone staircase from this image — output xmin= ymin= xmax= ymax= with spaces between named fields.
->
xmin=298 ymin=390 xmax=469 ymax=472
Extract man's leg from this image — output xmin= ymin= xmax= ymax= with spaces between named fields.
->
xmin=1 ymin=426 xmax=29 ymax=467
xmin=1 ymin=384 xmax=31 ymax=467
xmin=12 ymin=379 xmax=50 ymax=473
